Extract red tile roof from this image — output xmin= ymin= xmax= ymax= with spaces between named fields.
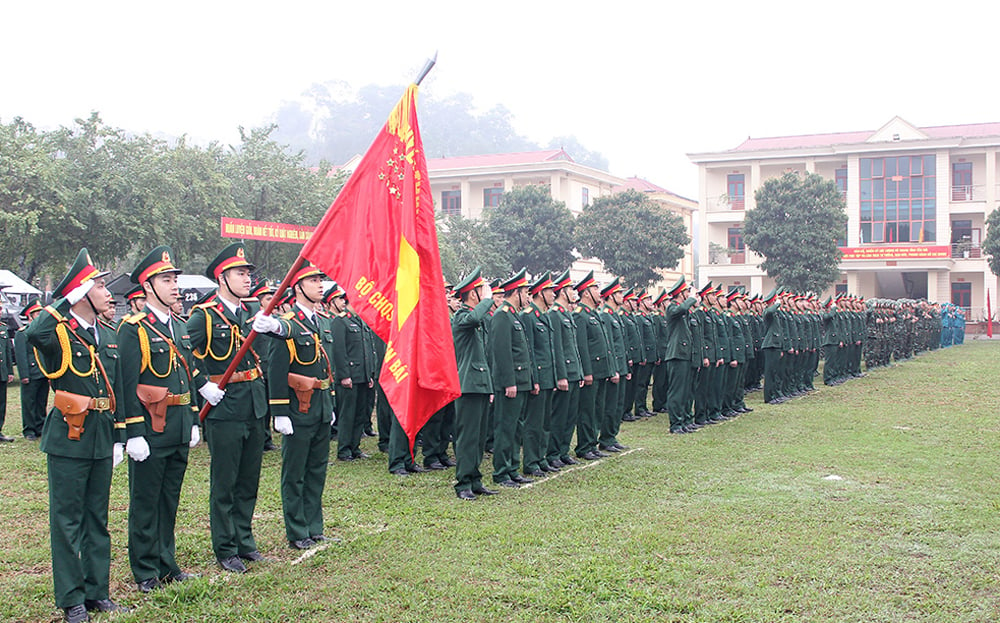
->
xmin=731 ymin=122 xmax=1000 ymax=152
xmin=614 ymin=176 xmax=695 ymax=203
xmin=427 ymin=149 xmax=573 ymax=170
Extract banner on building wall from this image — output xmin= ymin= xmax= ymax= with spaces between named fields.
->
xmin=838 ymin=246 xmax=950 ymax=261
xmin=220 ymin=217 xmax=315 ymax=243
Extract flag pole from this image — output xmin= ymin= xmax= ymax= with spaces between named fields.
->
xmin=198 ymin=254 xmax=306 ymax=422
xmin=414 ymin=51 xmax=437 ymax=86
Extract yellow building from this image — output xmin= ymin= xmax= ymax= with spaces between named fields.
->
xmin=689 ymin=116 xmax=999 ymax=319
xmin=426 ymin=149 xmax=695 ymax=288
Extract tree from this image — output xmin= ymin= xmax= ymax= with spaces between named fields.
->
xmin=482 ymin=185 xmax=576 ymax=275
xmin=983 ymin=207 xmax=1000 ymax=278
xmin=743 ymin=171 xmax=848 ymax=293
xmin=574 ymin=189 xmax=689 ymax=287
xmin=436 ymin=214 xmax=509 ymax=285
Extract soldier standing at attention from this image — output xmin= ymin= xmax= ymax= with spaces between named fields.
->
xmin=187 ymin=243 xmax=280 ymax=573
xmin=451 ymin=268 xmax=499 ymax=499
xmin=490 ymin=268 xmax=535 ymax=488
xmin=631 ymin=289 xmax=657 ymax=419
xmin=27 ymin=249 xmax=126 ymax=623
xmin=118 ymin=246 xmax=205 ymax=592
xmin=0 ymin=309 xmax=13 ymax=443
xmin=521 ymin=272 xmax=558 ymax=478
xmin=597 ymin=278 xmax=629 ymax=454
xmin=573 ymin=271 xmax=613 ymax=461
xmin=269 ymin=262 xmax=334 ymax=549
xmin=545 ymin=269 xmax=582 ymax=469
xmin=663 ymin=277 xmax=696 ymax=434
xmin=330 ymin=287 xmax=376 ymax=462
xmin=248 ymin=279 xmax=278 ymax=452
xmin=14 ymin=298 xmax=45 ymax=441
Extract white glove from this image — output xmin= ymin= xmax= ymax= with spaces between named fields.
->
xmin=113 ymin=442 xmax=124 ymax=467
xmin=199 ymin=381 xmax=226 ymax=406
xmin=126 ymin=436 xmax=151 ymax=462
xmin=481 ymin=284 xmax=493 ymax=299
xmin=252 ymin=312 xmax=283 ymax=335
xmin=274 ymin=415 xmax=294 ymax=436
xmin=66 ymin=280 xmax=96 ymax=305
xmin=330 ymin=409 xmax=337 ymax=425
xmin=189 ymin=425 xmax=200 ymax=448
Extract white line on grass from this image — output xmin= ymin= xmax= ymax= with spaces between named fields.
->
xmin=516 ymin=447 xmax=642 ymax=490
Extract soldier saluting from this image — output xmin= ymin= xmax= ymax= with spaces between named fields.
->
xmin=27 ymin=249 xmax=126 ymax=623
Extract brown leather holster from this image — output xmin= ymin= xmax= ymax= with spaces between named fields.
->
xmin=53 ymin=390 xmax=91 ymax=440
xmin=136 ymin=384 xmax=170 ymax=433
xmin=287 ymin=373 xmax=320 ymax=414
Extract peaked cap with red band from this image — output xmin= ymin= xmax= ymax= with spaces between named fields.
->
xmin=528 ymin=271 xmax=554 ymax=296
xmin=697 ymin=281 xmax=714 ymax=297
xmin=22 ymin=297 xmax=43 ymax=318
xmin=126 ymin=284 xmax=146 ymax=301
xmin=500 ymin=268 xmax=528 ymax=293
xmin=667 ymin=276 xmax=687 ymax=298
xmin=206 ymin=242 xmax=256 ymax=281
xmin=131 ymin=245 xmax=182 ymax=285
xmin=454 ymin=267 xmax=485 ymax=295
xmin=291 ymin=260 xmax=324 ymax=284
xmin=56 ymin=248 xmax=110 ymax=298
xmin=552 ymin=269 xmax=572 ymax=291
xmin=574 ymin=270 xmax=597 ymax=293
xmin=600 ymin=277 xmax=622 ymax=299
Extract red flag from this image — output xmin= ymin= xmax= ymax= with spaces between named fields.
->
xmin=988 ymin=290 xmax=993 ymax=338
xmin=301 ymin=84 xmax=460 ymax=452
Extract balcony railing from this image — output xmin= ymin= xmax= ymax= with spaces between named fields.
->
xmin=951 ymin=242 xmax=982 ymax=259
xmin=951 ymin=184 xmax=986 ymax=202
xmin=706 ymin=195 xmax=746 ymax=212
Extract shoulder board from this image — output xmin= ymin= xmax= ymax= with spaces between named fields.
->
xmin=317 ymin=310 xmax=330 ymax=318
xmin=338 ymin=311 xmax=349 ymax=317
xmin=125 ymin=312 xmax=147 ymax=325
xmin=191 ymin=301 xmax=216 ymax=311
xmin=281 ymin=312 xmax=295 ymax=320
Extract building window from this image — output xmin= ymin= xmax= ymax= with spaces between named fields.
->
xmin=727 ymin=174 xmax=745 ymax=210
xmin=483 ymin=187 xmax=503 ymax=209
xmin=582 ymin=187 xmax=590 ymax=207
xmin=859 ymin=155 xmax=935 ymax=244
xmin=952 ymin=162 xmax=973 ymax=201
xmin=727 ymin=227 xmax=745 ymax=263
xmin=951 ymin=282 xmax=971 ymax=311
xmin=441 ymin=190 xmax=461 ymax=217
xmin=835 ymin=167 xmax=848 ymax=197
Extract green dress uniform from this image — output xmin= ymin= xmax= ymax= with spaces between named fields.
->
xmin=27 ymin=250 xmax=124 ymax=612
xmin=490 ymin=270 xmax=532 ymax=484
xmin=573 ymin=281 xmax=612 ymax=460
xmin=619 ymin=300 xmax=641 ymax=419
xmin=546 ymin=271 xmax=583 ymax=467
xmin=118 ymin=247 xmax=203 ymax=586
xmin=451 ymin=268 xmax=495 ymax=495
xmin=598 ymin=295 xmax=627 ymax=450
xmin=16 ymin=304 xmax=50 ymax=439
xmin=664 ymin=284 xmax=696 ymax=432
xmin=269 ymin=270 xmax=334 ymax=544
xmin=186 ymin=243 xmax=268 ymax=566
xmin=761 ymin=294 xmax=784 ymax=403
xmin=632 ymin=296 xmax=657 ymax=417
xmin=0 ymin=320 xmax=13 ymax=437
xmin=332 ymin=307 xmax=376 ymax=461
xmin=521 ymin=286 xmax=556 ymax=475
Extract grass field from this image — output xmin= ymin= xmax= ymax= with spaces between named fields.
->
xmin=2 ymin=341 xmax=999 ymax=622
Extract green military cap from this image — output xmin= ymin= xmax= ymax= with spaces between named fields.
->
xmin=55 ymin=248 xmax=110 ymax=298
xmin=323 ymin=282 xmax=345 ymax=302
xmin=528 ymin=271 xmax=554 ymax=296
xmin=667 ymin=276 xmax=687 ymax=298
xmin=552 ymin=269 xmax=573 ymax=291
xmin=622 ymin=287 xmax=637 ymax=302
xmin=206 ymin=242 xmax=255 ymax=281
xmin=653 ymin=289 xmax=669 ymax=306
xmin=500 ymin=268 xmax=528 ymax=293
xmin=763 ymin=288 xmax=779 ymax=304
xmin=697 ymin=281 xmax=714 ymax=297
xmin=126 ymin=284 xmax=146 ymax=302
xmin=248 ymin=278 xmax=274 ymax=299
xmin=21 ymin=297 xmax=43 ymax=318
xmin=131 ymin=245 xmax=182 ymax=285
xmin=489 ymin=277 xmax=502 ymax=290
xmin=726 ymin=285 xmax=742 ymax=302
xmin=600 ymin=276 xmax=622 ymax=299
xmin=574 ymin=270 xmax=597 ymax=292
xmin=637 ymin=288 xmax=650 ymax=301
xmin=291 ymin=260 xmax=324 ymax=284
xmin=454 ymin=267 xmax=484 ymax=295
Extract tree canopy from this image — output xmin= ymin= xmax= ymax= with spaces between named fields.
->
xmin=573 ymin=189 xmax=689 ymax=287
xmin=481 ymin=185 xmax=576 ymax=276
xmin=983 ymin=207 xmax=1000 ymax=278
xmin=742 ymin=171 xmax=847 ymax=293
xmin=436 ymin=214 xmax=510 ymax=285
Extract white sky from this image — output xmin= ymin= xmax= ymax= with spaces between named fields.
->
xmin=4 ymin=1 xmax=1000 ymax=198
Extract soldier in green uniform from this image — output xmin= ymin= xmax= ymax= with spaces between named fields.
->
xmin=598 ymin=278 xmax=629 ymax=453
xmin=490 ymin=269 xmax=535 ymax=487
xmin=269 ymin=262 xmax=334 ymax=548
xmin=619 ymin=288 xmax=641 ymax=422
xmin=330 ymin=287 xmax=377 ymax=462
xmin=631 ymin=289 xmax=657 ymax=419
xmin=574 ymin=272 xmax=613 ymax=461
xmin=692 ymin=283 xmax=717 ymax=427
xmin=545 ymin=269 xmax=582 ymax=468
xmin=451 ymin=268 xmax=498 ymax=499
xmin=521 ymin=272 xmax=557 ymax=477
xmin=0 ymin=308 xmax=13 ymax=442
xmin=663 ymin=277 xmax=696 ymax=433
xmin=118 ymin=246 xmax=203 ymax=592
xmin=28 ymin=249 xmax=126 ymax=623
xmin=247 ymin=279 xmax=278 ymax=452
xmin=187 ymin=243 xmax=279 ymax=573
xmin=14 ymin=298 xmax=45 ymax=441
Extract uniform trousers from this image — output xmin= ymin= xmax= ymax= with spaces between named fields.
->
xmin=453 ymin=394 xmax=490 ymax=493
xmin=206 ymin=417 xmax=264 ymax=559
xmin=280 ymin=419 xmax=329 ymax=542
xmin=128 ymin=444 xmax=189 ymax=582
